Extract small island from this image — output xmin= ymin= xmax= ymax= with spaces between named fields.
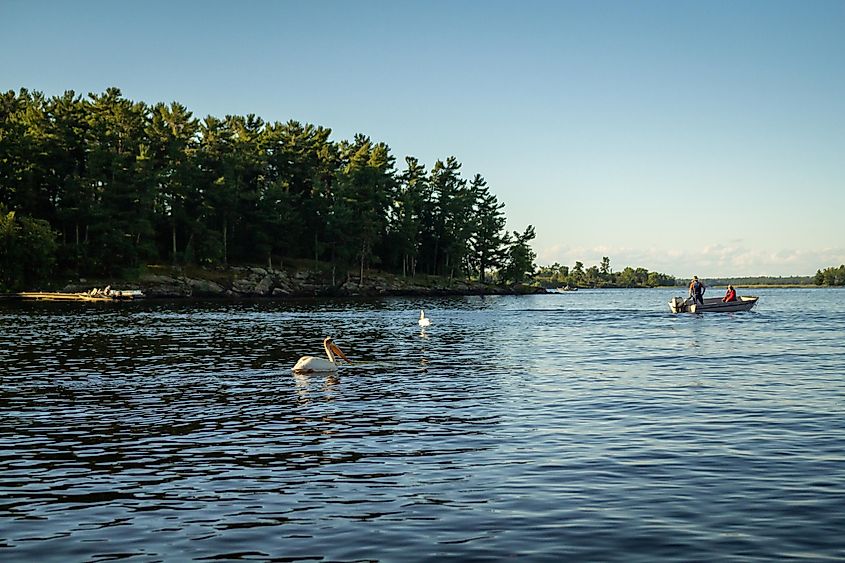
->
xmin=534 ymin=258 xmax=676 ymax=289
xmin=0 ymin=88 xmax=538 ymax=296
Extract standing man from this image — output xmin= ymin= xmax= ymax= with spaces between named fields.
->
xmin=688 ymin=276 xmax=706 ymax=305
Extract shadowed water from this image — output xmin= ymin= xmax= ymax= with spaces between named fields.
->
xmin=1 ymin=288 xmax=844 ymax=561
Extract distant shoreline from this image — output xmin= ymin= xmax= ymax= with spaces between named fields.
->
xmin=727 ymin=284 xmax=822 ymax=289
xmin=3 ymin=264 xmax=832 ymax=301
xmin=2 ymin=284 xmax=834 ymax=303
xmin=544 ymin=283 xmax=823 ymax=291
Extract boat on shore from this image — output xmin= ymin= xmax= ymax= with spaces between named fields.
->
xmin=669 ymin=295 xmax=758 ymax=313
xmin=16 ymin=288 xmax=144 ymax=302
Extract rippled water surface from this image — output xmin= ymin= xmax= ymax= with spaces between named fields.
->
xmin=2 ymin=288 xmax=844 ymax=561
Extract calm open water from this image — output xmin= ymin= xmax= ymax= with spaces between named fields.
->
xmin=1 ymin=288 xmax=844 ymax=561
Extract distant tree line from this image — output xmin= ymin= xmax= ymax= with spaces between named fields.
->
xmin=0 ymin=88 xmax=537 ymax=291
xmin=704 ymin=275 xmax=815 ymax=287
xmin=534 ymin=257 xmax=676 ymax=288
xmin=814 ymin=265 xmax=845 ymax=286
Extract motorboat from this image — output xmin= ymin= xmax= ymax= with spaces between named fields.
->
xmin=547 ymin=286 xmax=578 ymax=293
xmin=669 ymin=295 xmax=758 ymax=313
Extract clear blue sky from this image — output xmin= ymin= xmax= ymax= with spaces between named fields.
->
xmin=2 ymin=0 xmax=843 ymax=277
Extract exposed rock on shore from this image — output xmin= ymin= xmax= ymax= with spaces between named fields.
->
xmin=61 ymin=266 xmax=544 ymax=298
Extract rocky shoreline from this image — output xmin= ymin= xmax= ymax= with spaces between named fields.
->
xmin=59 ymin=266 xmax=545 ymax=299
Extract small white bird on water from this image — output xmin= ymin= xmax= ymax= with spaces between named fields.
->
xmin=291 ymin=337 xmax=351 ymax=373
xmin=418 ymin=309 xmax=431 ymax=327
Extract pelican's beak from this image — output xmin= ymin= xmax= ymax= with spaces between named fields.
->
xmin=331 ymin=342 xmax=351 ymax=363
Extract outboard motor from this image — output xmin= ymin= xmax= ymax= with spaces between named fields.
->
xmin=670 ymin=296 xmax=685 ymax=313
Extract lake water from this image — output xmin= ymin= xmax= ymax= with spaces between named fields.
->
xmin=1 ymin=288 xmax=844 ymax=561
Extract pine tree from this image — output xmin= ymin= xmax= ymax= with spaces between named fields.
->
xmin=469 ymin=174 xmax=508 ymax=282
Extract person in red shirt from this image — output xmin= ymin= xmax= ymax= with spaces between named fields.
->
xmin=722 ymin=284 xmax=737 ymax=302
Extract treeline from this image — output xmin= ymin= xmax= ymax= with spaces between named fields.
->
xmin=705 ymin=275 xmax=815 ymax=287
xmin=0 ymin=88 xmax=537 ymax=291
xmin=814 ymin=265 xmax=845 ymax=286
xmin=535 ymin=257 xmax=676 ymax=288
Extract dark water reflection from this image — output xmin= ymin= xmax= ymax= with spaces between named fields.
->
xmin=2 ymin=289 xmax=845 ymax=561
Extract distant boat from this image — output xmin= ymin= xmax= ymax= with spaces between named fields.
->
xmin=548 ymin=286 xmax=578 ymax=293
xmin=669 ymin=295 xmax=758 ymax=313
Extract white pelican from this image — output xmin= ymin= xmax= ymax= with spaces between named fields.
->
xmin=418 ymin=309 xmax=431 ymax=327
xmin=291 ymin=337 xmax=351 ymax=373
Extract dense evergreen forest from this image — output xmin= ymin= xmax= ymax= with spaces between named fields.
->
xmin=0 ymin=88 xmax=537 ymax=291
xmin=534 ymin=258 xmax=676 ymax=288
